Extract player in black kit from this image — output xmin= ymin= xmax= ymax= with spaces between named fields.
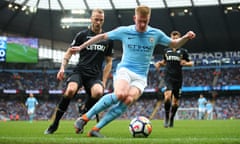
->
xmin=154 ymin=31 xmax=194 ymax=128
xmin=44 ymin=8 xmax=113 ymax=134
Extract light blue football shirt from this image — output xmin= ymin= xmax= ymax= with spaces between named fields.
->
xmin=107 ymin=25 xmax=171 ymax=77
xmin=198 ymin=97 xmax=207 ymax=109
xmin=25 ymin=97 xmax=38 ymax=109
xmin=206 ymin=102 xmax=213 ymax=111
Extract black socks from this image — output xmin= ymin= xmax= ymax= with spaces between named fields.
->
xmin=164 ymin=100 xmax=171 ymax=121
xmin=170 ymin=105 xmax=179 ymax=120
xmin=53 ymin=96 xmax=71 ymax=125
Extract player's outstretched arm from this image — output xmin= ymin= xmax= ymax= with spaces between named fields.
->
xmin=71 ymin=33 xmax=108 ymax=53
xmin=169 ymin=31 xmax=196 ymax=49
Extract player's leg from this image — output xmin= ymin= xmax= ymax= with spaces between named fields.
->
xmin=74 ymin=92 xmax=119 ymax=134
xmin=31 ymin=109 xmax=37 ymax=122
xmin=44 ymin=74 xmax=81 ymax=134
xmin=31 ymin=113 xmax=35 ymax=122
xmin=88 ymin=102 xmax=127 ymax=137
xmin=74 ymin=68 xmax=132 ymax=134
xmin=163 ymin=78 xmax=173 ymax=128
xmin=85 ymin=98 xmax=100 ymax=122
xmin=44 ymin=89 xmax=75 ymax=134
xmin=28 ymin=110 xmax=34 ymax=123
xmin=198 ymin=109 xmax=205 ymax=120
xmin=169 ymin=96 xmax=179 ymax=127
xmin=84 ymin=80 xmax=105 ymax=122
xmin=206 ymin=111 xmax=210 ymax=120
xmin=163 ymin=90 xmax=172 ymax=128
xmin=169 ymin=85 xmax=181 ymax=127
xmin=198 ymin=109 xmax=201 ymax=120
xmin=27 ymin=110 xmax=31 ymax=122
xmin=87 ymin=72 xmax=144 ymax=137
xmin=208 ymin=111 xmax=213 ymax=120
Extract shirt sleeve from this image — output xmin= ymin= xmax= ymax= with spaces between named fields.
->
xmin=182 ymin=48 xmax=190 ymax=62
xmin=158 ymin=30 xmax=172 ymax=47
xmin=70 ymin=31 xmax=85 ymax=47
xmin=106 ymin=27 xmax=125 ymax=41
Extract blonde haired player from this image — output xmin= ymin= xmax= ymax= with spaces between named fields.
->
xmin=44 ymin=8 xmax=113 ymax=134
xmin=72 ymin=5 xmax=196 ymax=137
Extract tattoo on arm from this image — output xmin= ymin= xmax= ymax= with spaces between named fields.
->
xmin=61 ymin=57 xmax=69 ymax=69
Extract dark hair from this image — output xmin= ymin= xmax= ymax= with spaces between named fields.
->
xmin=170 ymin=31 xmax=181 ymax=37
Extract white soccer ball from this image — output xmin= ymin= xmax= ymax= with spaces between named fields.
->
xmin=129 ymin=116 xmax=152 ymax=138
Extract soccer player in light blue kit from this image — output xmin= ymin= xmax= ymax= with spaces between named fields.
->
xmin=206 ymin=100 xmax=213 ymax=120
xmin=25 ymin=93 xmax=38 ymax=123
xmin=71 ymin=5 xmax=196 ymax=137
xmin=198 ymin=93 xmax=207 ymax=120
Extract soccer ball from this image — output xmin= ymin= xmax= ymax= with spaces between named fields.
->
xmin=129 ymin=116 xmax=152 ymax=138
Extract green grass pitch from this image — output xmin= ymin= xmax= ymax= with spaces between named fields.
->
xmin=0 ymin=120 xmax=239 ymax=144
xmin=6 ymin=43 xmax=38 ymax=63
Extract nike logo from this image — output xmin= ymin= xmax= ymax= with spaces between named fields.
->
xmin=128 ymin=37 xmax=135 ymax=39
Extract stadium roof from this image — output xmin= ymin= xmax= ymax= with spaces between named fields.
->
xmin=0 ymin=0 xmax=240 ymax=54
xmin=5 ymin=0 xmax=240 ymax=10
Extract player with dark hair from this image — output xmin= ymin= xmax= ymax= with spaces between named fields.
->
xmin=44 ymin=8 xmax=113 ymax=134
xmin=206 ymin=100 xmax=213 ymax=120
xmin=71 ymin=5 xmax=195 ymax=137
xmin=198 ymin=93 xmax=207 ymax=120
xmin=154 ymin=31 xmax=194 ymax=128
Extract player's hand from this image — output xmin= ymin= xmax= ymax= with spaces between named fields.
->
xmin=154 ymin=62 xmax=160 ymax=69
xmin=186 ymin=31 xmax=196 ymax=40
xmin=180 ymin=60 xmax=187 ymax=65
xmin=57 ymin=69 xmax=65 ymax=81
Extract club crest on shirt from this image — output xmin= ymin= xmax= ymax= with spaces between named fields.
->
xmin=149 ymin=37 xmax=154 ymax=43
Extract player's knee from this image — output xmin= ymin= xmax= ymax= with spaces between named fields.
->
xmin=65 ymin=82 xmax=78 ymax=97
xmin=91 ymin=84 xmax=104 ymax=99
xmin=65 ymin=88 xmax=77 ymax=98
xmin=114 ymin=92 xmax=125 ymax=101
xmin=123 ymin=96 xmax=134 ymax=105
xmin=164 ymin=96 xmax=171 ymax=102
xmin=91 ymin=90 xmax=104 ymax=99
xmin=164 ymin=93 xmax=171 ymax=100
xmin=123 ymin=90 xmax=141 ymax=105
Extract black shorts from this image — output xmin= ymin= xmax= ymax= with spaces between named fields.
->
xmin=65 ymin=72 xmax=103 ymax=97
xmin=164 ymin=78 xmax=182 ymax=99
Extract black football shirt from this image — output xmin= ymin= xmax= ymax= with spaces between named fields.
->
xmin=163 ymin=48 xmax=190 ymax=82
xmin=70 ymin=29 xmax=114 ymax=77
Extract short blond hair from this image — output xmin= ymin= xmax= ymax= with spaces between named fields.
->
xmin=135 ymin=5 xmax=151 ymax=17
xmin=91 ymin=8 xmax=104 ymax=17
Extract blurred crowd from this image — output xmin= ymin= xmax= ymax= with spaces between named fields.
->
xmin=0 ymin=66 xmax=240 ymax=121
xmin=0 ymin=67 xmax=240 ymax=91
xmin=0 ymin=95 xmax=239 ymax=121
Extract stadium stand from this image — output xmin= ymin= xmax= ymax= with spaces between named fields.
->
xmin=0 ymin=64 xmax=240 ymax=121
